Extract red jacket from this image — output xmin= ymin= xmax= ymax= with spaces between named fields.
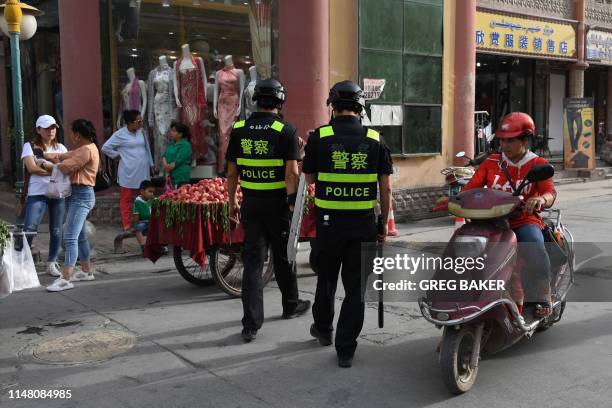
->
xmin=463 ymin=152 xmax=556 ymax=229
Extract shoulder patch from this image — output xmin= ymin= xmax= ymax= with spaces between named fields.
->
xmin=319 ymin=126 xmax=335 ymax=138
xmin=271 ymin=121 xmax=285 ymax=132
xmin=233 ymin=120 xmax=246 ymax=129
xmin=366 ymin=128 xmax=380 ymax=141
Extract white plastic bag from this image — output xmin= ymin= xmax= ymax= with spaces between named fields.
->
xmin=0 ymin=246 xmax=13 ymax=298
xmin=46 ymin=165 xmax=72 ymax=199
xmin=2 ymin=233 xmax=40 ymax=293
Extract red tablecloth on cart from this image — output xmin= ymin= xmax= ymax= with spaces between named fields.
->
xmin=145 ymin=204 xmax=316 ymax=267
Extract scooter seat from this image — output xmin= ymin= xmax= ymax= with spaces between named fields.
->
xmin=448 ymin=188 xmax=520 ymax=220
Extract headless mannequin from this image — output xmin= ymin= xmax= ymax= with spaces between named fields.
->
xmin=248 ymin=65 xmax=257 ymax=85
xmin=150 ymin=55 xmax=179 ymax=116
xmin=241 ymin=65 xmax=258 ymax=119
xmin=214 ymin=55 xmax=245 ymax=173
xmin=118 ymin=67 xmax=147 ymax=129
xmin=174 ymin=43 xmax=208 ymax=162
xmin=174 ymin=44 xmax=207 ymax=105
xmin=213 ymin=55 xmax=245 ymax=119
xmin=148 ymin=55 xmax=179 ymax=173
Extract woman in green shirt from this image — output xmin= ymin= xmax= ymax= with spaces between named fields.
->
xmin=163 ymin=122 xmax=193 ymax=187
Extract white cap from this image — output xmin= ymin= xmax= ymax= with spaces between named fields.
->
xmin=36 ymin=115 xmax=59 ymax=129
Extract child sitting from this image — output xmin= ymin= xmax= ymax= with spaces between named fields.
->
xmin=133 ymin=180 xmax=155 ymax=253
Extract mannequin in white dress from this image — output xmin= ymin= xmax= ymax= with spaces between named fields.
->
xmin=148 ymin=55 xmax=178 ymax=173
xmin=241 ymin=65 xmax=258 ymax=119
xmin=117 ymin=67 xmax=147 ymax=128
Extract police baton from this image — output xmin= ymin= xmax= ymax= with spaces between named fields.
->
xmin=377 ymin=215 xmax=385 ymax=328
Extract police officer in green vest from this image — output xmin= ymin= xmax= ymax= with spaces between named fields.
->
xmin=227 ymin=78 xmax=311 ymax=342
xmin=302 ymin=80 xmax=393 ymax=367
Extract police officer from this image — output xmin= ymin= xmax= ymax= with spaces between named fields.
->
xmin=302 ymin=81 xmax=393 ymax=367
xmin=226 ymin=78 xmax=311 ymax=342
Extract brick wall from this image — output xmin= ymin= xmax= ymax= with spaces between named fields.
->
xmin=87 ymin=187 xmax=449 ymax=227
xmin=89 ymin=193 xmax=122 ymax=227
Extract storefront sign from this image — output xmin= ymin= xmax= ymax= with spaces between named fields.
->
xmin=586 ymin=30 xmax=612 ymax=65
xmin=475 ymin=10 xmax=576 ymax=59
xmin=564 ymin=98 xmax=595 ymax=170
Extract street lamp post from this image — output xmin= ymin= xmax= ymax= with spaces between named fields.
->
xmin=0 ymin=0 xmax=41 ymax=219
xmin=4 ymin=0 xmax=24 ymax=184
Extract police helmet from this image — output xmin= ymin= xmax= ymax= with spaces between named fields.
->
xmin=327 ymin=81 xmax=365 ymax=110
xmin=253 ymin=78 xmax=287 ymax=105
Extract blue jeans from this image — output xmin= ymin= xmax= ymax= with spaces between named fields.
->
xmin=64 ymin=185 xmax=95 ymax=267
xmin=23 ymin=195 xmax=65 ymax=262
xmin=514 ymin=224 xmax=552 ymax=303
xmin=134 ymin=220 xmax=149 ymax=235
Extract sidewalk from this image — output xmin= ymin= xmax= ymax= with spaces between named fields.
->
xmin=3 ymin=178 xmax=612 ymax=269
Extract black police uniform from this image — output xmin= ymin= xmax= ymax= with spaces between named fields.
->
xmin=302 ymin=115 xmax=393 ymax=358
xmin=226 ymin=112 xmax=301 ymax=331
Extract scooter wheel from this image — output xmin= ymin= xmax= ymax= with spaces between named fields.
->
xmin=439 ymin=326 xmax=480 ymax=394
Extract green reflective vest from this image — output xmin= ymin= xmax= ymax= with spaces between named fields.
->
xmin=234 ymin=119 xmax=287 ymax=192
xmin=314 ymin=125 xmax=380 ymax=211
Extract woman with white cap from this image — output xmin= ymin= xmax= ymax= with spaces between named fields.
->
xmin=20 ymin=115 xmax=68 ymax=277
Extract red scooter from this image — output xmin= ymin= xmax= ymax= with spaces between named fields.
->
xmin=419 ymin=164 xmax=575 ymax=394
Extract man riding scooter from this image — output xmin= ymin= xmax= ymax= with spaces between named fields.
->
xmin=462 ymin=112 xmax=556 ymax=317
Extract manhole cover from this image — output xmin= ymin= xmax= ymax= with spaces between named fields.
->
xmin=31 ymin=330 xmax=136 ymax=364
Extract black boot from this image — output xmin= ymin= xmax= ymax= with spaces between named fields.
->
xmin=282 ymin=299 xmax=311 ymax=319
xmin=337 ymin=353 xmax=354 ymax=368
xmin=241 ymin=328 xmax=257 ymax=342
xmin=310 ymin=323 xmax=332 ymax=346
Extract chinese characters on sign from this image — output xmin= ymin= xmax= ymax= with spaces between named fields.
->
xmin=586 ymin=30 xmax=612 ymax=65
xmin=475 ymin=10 xmax=576 ymax=59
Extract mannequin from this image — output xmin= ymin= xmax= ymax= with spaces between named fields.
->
xmin=241 ymin=65 xmax=258 ymax=119
xmin=117 ymin=67 xmax=147 ymax=128
xmin=174 ymin=44 xmax=208 ymax=162
xmin=148 ymin=55 xmax=178 ymax=173
xmin=214 ymin=55 xmax=245 ymax=173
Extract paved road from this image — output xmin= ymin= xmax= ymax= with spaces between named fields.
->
xmin=1 ymin=180 xmax=612 ymax=408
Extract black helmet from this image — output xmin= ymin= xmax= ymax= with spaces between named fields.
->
xmin=327 ymin=80 xmax=365 ymax=109
xmin=253 ymin=78 xmax=287 ymax=105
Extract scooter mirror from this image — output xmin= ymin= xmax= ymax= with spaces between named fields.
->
xmin=526 ymin=164 xmax=555 ymax=183
xmin=456 ymin=151 xmax=466 ymax=158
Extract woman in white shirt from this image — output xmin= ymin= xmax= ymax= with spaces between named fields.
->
xmin=21 ymin=115 xmax=67 ymax=277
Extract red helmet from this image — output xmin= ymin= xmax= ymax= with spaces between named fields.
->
xmin=496 ymin=112 xmax=536 ymax=139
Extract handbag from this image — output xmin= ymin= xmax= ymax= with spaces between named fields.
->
xmin=95 ymin=161 xmax=111 ymax=192
xmin=45 ymin=165 xmax=72 ymax=199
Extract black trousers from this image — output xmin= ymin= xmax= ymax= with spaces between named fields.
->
xmin=312 ymin=215 xmax=376 ymax=357
xmin=241 ymin=197 xmax=299 ymax=330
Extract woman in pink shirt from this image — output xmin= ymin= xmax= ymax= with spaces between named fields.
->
xmin=42 ymin=119 xmax=100 ymax=292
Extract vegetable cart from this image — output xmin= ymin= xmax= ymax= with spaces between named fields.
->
xmin=144 ymin=178 xmax=316 ymax=297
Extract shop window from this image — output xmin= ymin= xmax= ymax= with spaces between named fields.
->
xmin=359 ymin=0 xmax=403 ymax=51
xmin=403 ymin=1 xmax=443 ymax=55
xmin=403 ymin=106 xmax=442 ymax=154
xmin=359 ymin=50 xmax=403 ymax=103
xmin=101 ymin=0 xmax=277 ymax=170
xmin=403 ymin=55 xmax=442 ymax=104
xmin=359 ymin=0 xmax=443 ymax=155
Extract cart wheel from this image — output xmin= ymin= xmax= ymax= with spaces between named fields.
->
xmin=173 ymin=246 xmax=215 ymax=286
xmin=210 ymin=244 xmax=274 ymax=297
